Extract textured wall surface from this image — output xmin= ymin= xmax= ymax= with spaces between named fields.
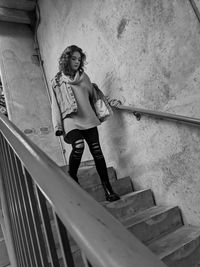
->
xmin=0 ymin=22 xmax=64 ymax=165
xmin=37 ymin=0 xmax=200 ymax=225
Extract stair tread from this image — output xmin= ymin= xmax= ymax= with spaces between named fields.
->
xmin=122 ymin=205 xmax=180 ymax=227
xmin=85 ymin=176 xmax=133 ymax=202
xmin=84 ymin=176 xmax=131 ymax=190
xmin=148 ymin=225 xmax=200 ymax=259
xmin=100 ymin=189 xmax=156 ymax=221
xmin=61 ymin=165 xmax=117 ymax=188
xmin=101 ymin=189 xmax=153 ymax=207
xmin=78 ymin=165 xmax=113 ymax=172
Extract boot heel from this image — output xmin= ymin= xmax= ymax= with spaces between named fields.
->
xmin=105 ymin=193 xmax=120 ymax=202
xmin=102 ymin=182 xmax=120 ymax=202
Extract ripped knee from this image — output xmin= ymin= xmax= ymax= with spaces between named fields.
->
xmin=73 ymin=139 xmax=85 ymax=149
xmin=90 ymin=142 xmax=104 ymax=159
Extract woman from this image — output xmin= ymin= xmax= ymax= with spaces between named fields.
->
xmin=51 ymin=45 xmax=120 ymax=202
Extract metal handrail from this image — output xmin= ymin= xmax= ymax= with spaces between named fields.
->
xmin=0 ymin=115 xmax=166 ymax=267
xmin=117 ymin=104 xmax=200 ymax=126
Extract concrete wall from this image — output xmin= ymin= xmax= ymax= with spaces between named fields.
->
xmin=37 ymin=0 xmax=200 ymax=225
xmin=0 ymin=22 xmax=64 ymax=165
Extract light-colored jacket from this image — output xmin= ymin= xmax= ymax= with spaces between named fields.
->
xmin=51 ymin=72 xmax=113 ymax=135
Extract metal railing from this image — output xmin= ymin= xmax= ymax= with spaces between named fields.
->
xmin=0 ymin=113 xmax=166 ymax=267
xmin=117 ymin=104 xmax=200 ymax=127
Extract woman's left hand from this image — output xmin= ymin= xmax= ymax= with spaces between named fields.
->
xmin=107 ymin=98 xmax=122 ymax=107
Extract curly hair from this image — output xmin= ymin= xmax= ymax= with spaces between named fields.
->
xmin=58 ymin=45 xmax=86 ymax=76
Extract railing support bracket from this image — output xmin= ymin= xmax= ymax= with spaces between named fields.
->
xmin=133 ymin=112 xmax=141 ymax=121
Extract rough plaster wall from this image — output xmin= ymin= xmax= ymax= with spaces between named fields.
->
xmin=0 ymin=22 xmax=64 ymax=165
xmin=37 ymin=0 xmax=200 ymax=225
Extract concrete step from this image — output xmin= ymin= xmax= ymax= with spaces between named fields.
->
xmin=102 ymin=189 xmax=155 ymax=221
xmin=79 ymin=166 xmax=117 ymax=188
xmin=48 ymin=188 xmax=154 ymax=264
xmin=46 ymin=172 xmax=124 ymax=221
xmin=122 ymin=206 xmax=183 ymax=245
xmin=49 ymin=165 xmax=200 ymax=267
xmin=48 ymin=190 xmax=157 ymax=262
xmin=61 ymin=165 xmax=117 ymax=188
xmin=45 ymin=180 xmax=136 ymax=258
xmin=84 ymin=176 xmax=133 ymax=202
xmin=148 ymin=225 xmax=200 ymax=267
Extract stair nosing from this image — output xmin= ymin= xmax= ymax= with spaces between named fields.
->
xmin=83 ymin=176 xmax=131 ymax=190
xmin=148 ymin=225 xmax=200 ymax=259
xmin=123 ymin=205 xmax=181 ymax=227
xmin=101 ymin=189 xmax=153 ymax=207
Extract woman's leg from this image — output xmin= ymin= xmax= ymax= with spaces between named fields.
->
xmin=83 ymin=127 xmax=120 ymax=201
xmin=68 ymin=139 xmax=84 ymax=183
xmin=64 ymin=130 xmax=84 ymax=183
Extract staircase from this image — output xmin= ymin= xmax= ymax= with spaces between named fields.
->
xmin=59 ymin=164 xmax=200 ymax=267
xmin=2 ymin=164 xmax=200 ymax=267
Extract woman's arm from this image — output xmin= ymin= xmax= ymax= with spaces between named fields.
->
xmin=51 ymin=81 xmax=64 ymax=136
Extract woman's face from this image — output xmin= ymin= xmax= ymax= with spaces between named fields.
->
xmin=69 ymin=51 xmax=81 ymax=72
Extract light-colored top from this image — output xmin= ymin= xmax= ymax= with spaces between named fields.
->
xmin=63 ymin=72 xmax=100 ymax=134
xmin=51 ymin=71 xmax=113 ymax=135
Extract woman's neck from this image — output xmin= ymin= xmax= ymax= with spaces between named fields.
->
xmin=69 ymin=70 xmax=76 ymax=79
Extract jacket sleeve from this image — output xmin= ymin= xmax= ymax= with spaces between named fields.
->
xmin=51 ymin=81 xmax=64 ymax=136
xmin=91 ymin=83 xmax=113 ymax=122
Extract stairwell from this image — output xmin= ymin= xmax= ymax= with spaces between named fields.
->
xmin=55 ymin=164 xmax=200 ymax=267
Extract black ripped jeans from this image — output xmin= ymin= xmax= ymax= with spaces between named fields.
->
xmin=64 ymin=127 xmax=109 ymax=183
xmin=64 ymin=127 xmax=120 ymax=201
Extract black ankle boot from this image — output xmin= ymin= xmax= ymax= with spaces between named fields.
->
xmin=102 ymin=182 xmax=120 ymax=202
xmin=68 ymin=171 xmax=79 ymax=184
